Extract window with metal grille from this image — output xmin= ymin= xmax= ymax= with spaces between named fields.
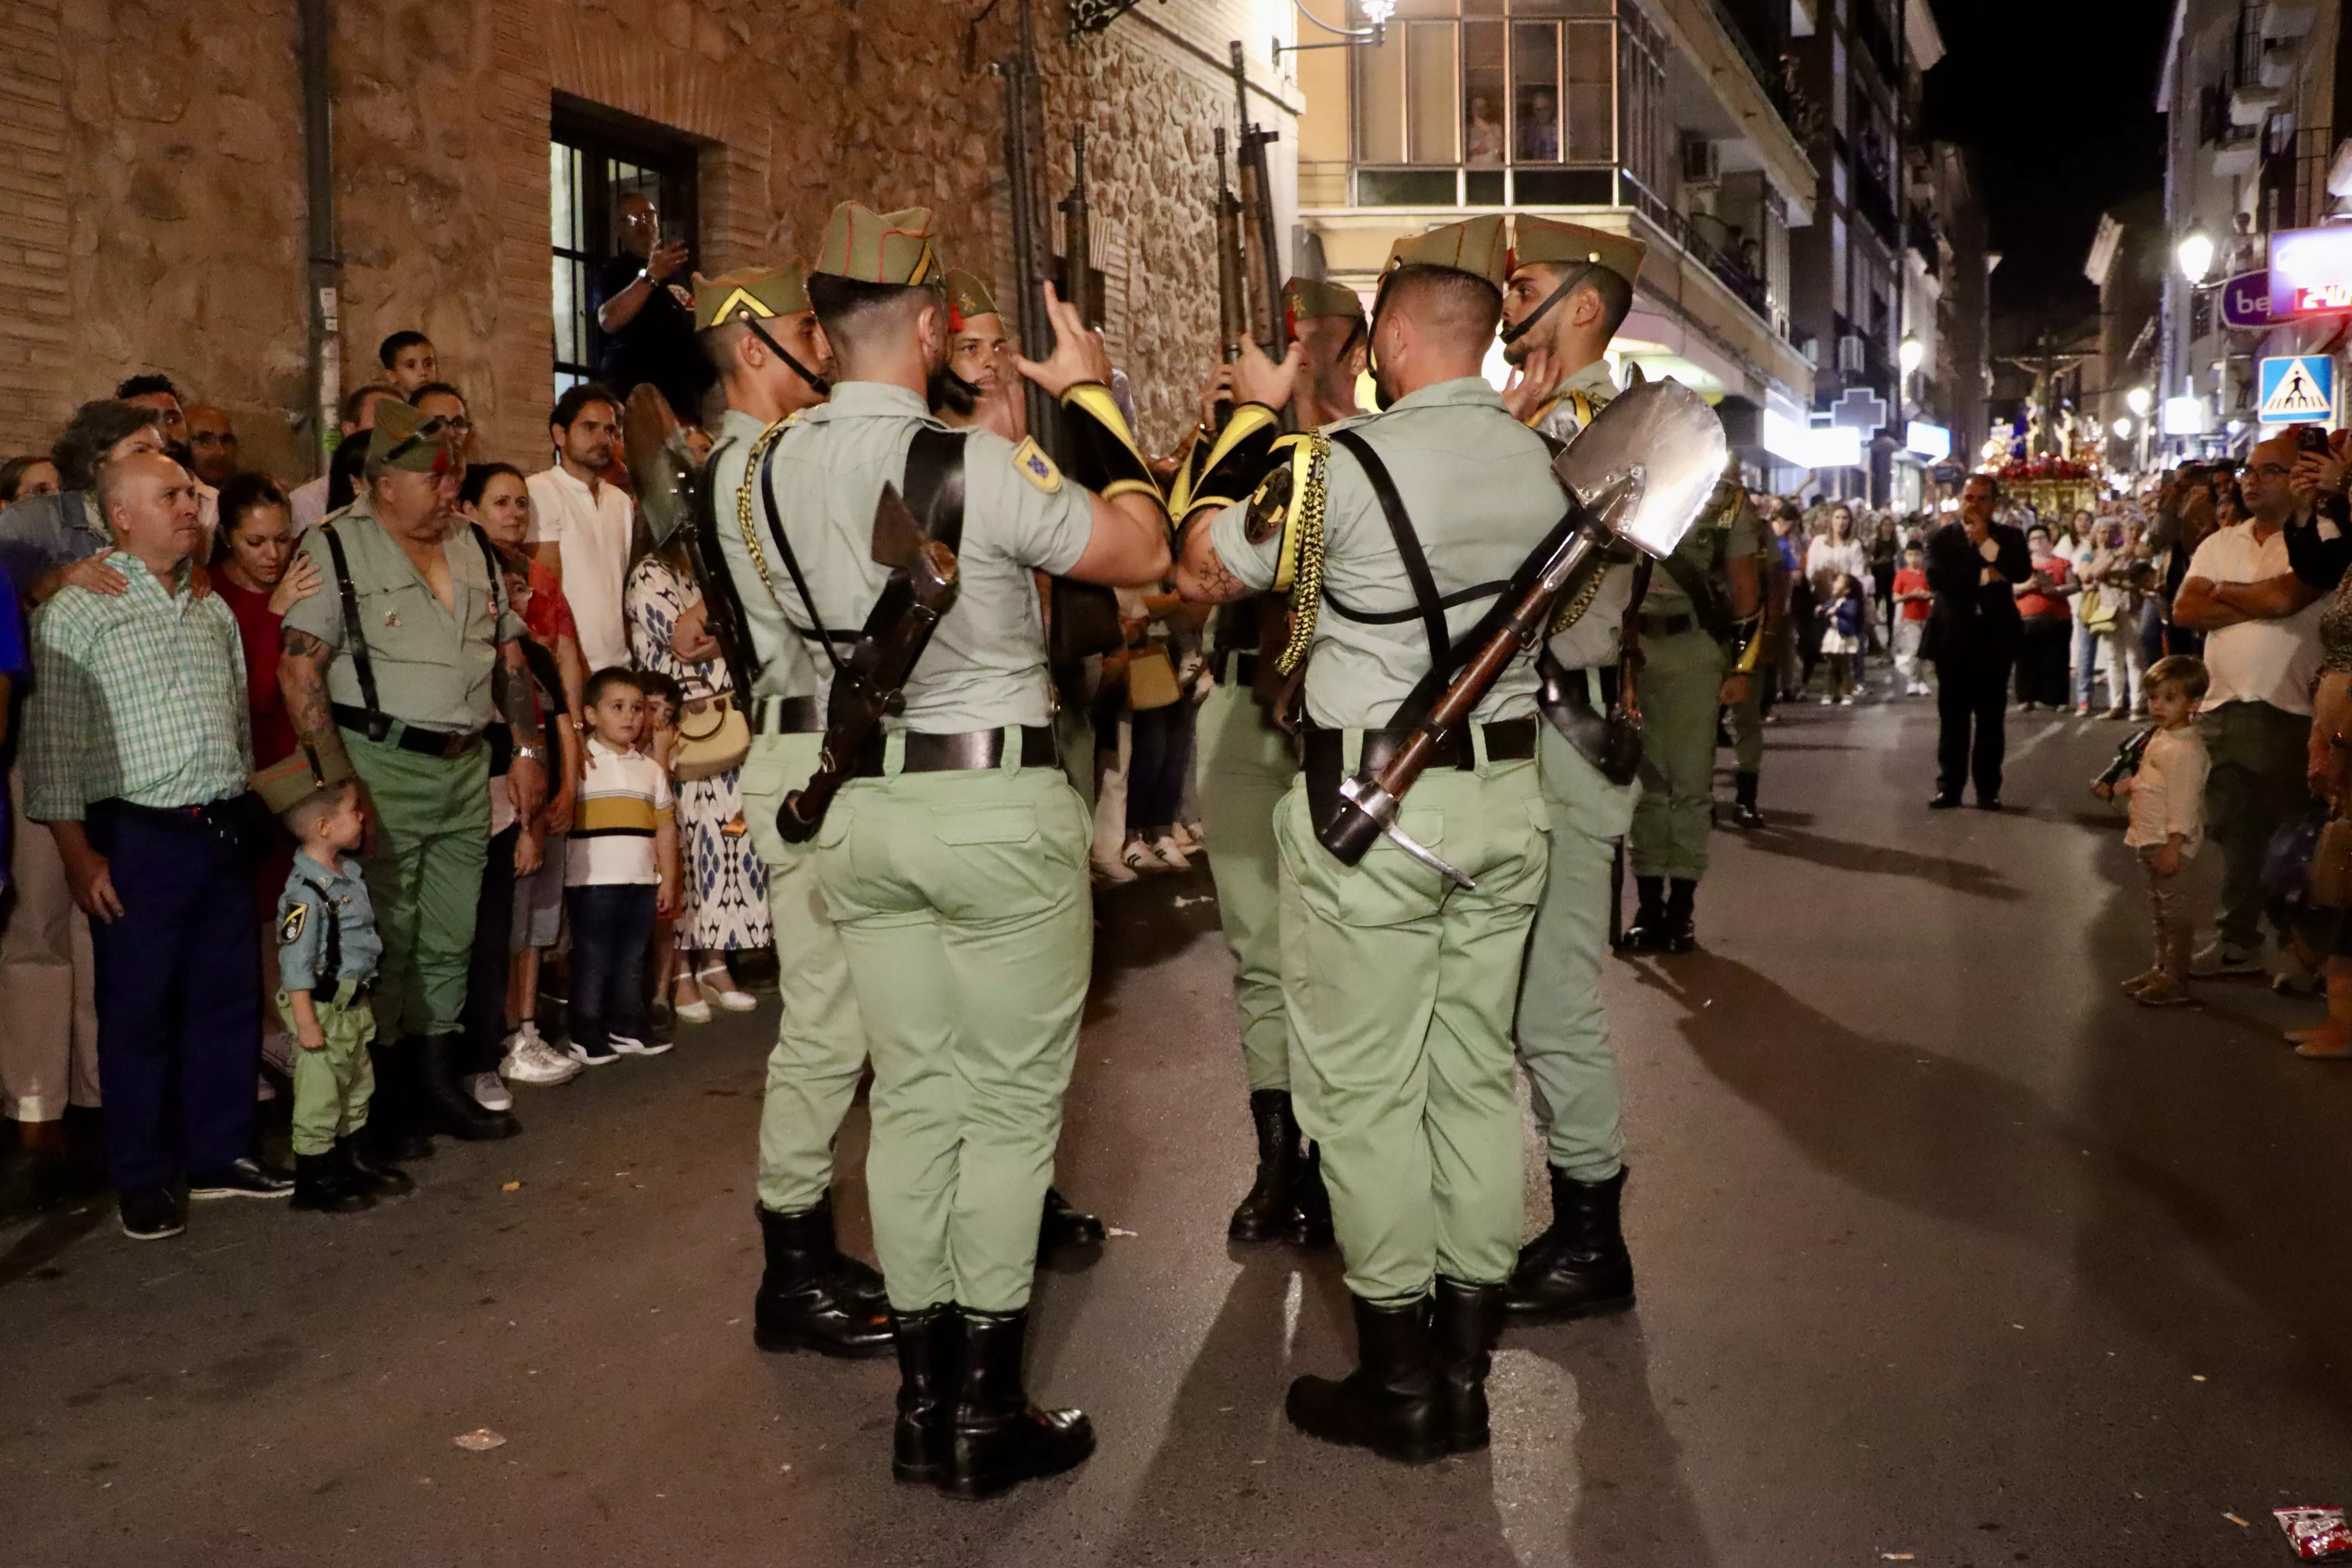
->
xmin=550 ymin=100 xmax=700 ymax=403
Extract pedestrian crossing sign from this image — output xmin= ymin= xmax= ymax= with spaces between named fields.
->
xmin=2259 ymin=355 xmax=2335 ymax=424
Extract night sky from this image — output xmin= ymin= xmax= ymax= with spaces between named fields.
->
xmin=1918 ymin=0 xmax=2171 ymax=326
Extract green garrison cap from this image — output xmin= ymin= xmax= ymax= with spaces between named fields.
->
xmin=946 ymin=269 xmax=999 ymax=328
xmin=1509 ymin=215 xmax=1648 ymax=288
xmin=1383 ymin=215 xmax=1511 ymax=291
xmin=251 ymin=740 xmax=355 ymax=817
xmin=1285 ymin=276 xmax=1366 ymax=327
xmin=814 ymin=202 xmax=942 ymax=287
xmin=694 ymin=264 xmax=813 ymax=332
xmin=368 ymin=399 xmax=454 ymax=474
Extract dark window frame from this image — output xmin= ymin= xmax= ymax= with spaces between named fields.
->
xmin=550 ymin=95 xmax=702 ymax=401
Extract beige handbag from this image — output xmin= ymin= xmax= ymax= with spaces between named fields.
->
xmin=672 ymin=690 xmax=752 ymax=781
xmin=1124 ymin=645 xmax=1182 ymax=711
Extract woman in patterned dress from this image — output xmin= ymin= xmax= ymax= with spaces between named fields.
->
xmin=626 ymin=536 xmax=770 ymax=1023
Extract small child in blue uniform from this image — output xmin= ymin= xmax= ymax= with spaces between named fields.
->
xmin=254 ymin=753 xmax=414 ymax=1213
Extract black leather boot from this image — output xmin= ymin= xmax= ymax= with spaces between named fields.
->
xmin=940 ymin=1307 xmax=1096 ymax=1499
xmin=1038 ymin=1186 xmax=1104 ymax=1258
xmin=336 ymin=1134 xmax=413 ymax=1197
xmin=417 ymin=1034 xmax=518 ymax=1141
xmin=1732 ymin=771 xmax=1765 ymax=829
xmin=1505 ymin=1165 xmax=1636 ymax=1319
xmin=1286 ymin=1293 xmax=1444 ymax=1464
xmin=1229 ymin=1090 xmax=1299 ymax=1243
xmin=364 ymin=1040 xmax=435 ymax=1162
xmin=1289 ymin=1139 xmax=1335 ymax=1247
xmin=890 ymin=1306 xmax=962 ymax=1485
xmin=1433 ymin=1276 xmax=1507 ymax=1453
xmin=290 ymin=1151 xmax=373 ymax=1214
xmin=1662 ymin=878 xmax=1698 ymax=953
xmin=1620 ymin=876 xmax=1670 ymax=952
xmin=753 ymin=1197 xmax=894 ymax=1358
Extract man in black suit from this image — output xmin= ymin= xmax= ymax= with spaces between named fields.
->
xmin=1924 ymin=473 xmax=2032 ymax=809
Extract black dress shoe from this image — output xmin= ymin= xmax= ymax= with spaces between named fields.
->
xmin=1286 ymin=1293 xmax=1445 ymax=1465
xmin=290 ymin=1151 xmax=374 ymax=1214
xmin=1660 ymin=879 xmax=1698 ymax=954
xmin=418 ymin=1034 xmax=520 ymax=1141
xmin=1618 ymin=874 xmax=1670 ymax=952
xmin=1928 ymin=792 xmax=1962 ymax=809
xmin=118 ymin=1185 xmax=185 ymax=1240
xmin=1506 ymin=1165 xmax=1635 ymax=1319
xmin=753 ymin=1197 xmax=894 ymax=1358
xmin=1432 ymin=1277 xmax=1506 ymax=1453
xmin=1289 ymin=1142 xmax=1335 ymax=1247
xmin=188 ymin=1157 xmax=295 ymax=1200
xmin=336 ymin=1135 xmax=413 ymax=1197
xmin=1229 ymin=1090 xmax=1301 ymax=1243
xmin=1038 ymin=1187 xmax=1104 ymax=1256
xmin=1975 ymin=796 xmax=2003 ymax=812
xmin=891 ymin=1306 xmax=962 ymax=1485
xmin=940 ymin=1307 xmax=1095 ymax=1498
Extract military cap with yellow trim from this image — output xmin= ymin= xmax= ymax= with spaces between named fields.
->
xmin=367 ymin=398 xmax=456 ymax=474
xmin=694 ymin=264 xmax=813 ymax=332
xmin=1383 ymin=214 xmax=1511 ymax=292
xmin=945 ymin=269 xmax=1000 ymax=328
xmin=814 ymin=201 xmax=942 ymax=287
xmin=1285 ymin=276 xmax=1365 ymax=325
xmin=1509 ymin=215 xmax=1647 ymax=289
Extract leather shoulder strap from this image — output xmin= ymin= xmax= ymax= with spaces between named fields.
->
xmin=903 ymin=426 xmax=968 ymax=552
xmin=298 ymin=875 xmax=341 ymax=982
xmin=316 ymin=523 xmax=381 ymax=721
xmin=1329 ymin=429 xmax=1449 ymax=668
xmin=754 ymin=440 xmax=851 ymax=673
xmin=467 ymin=522 xmax=509 ymax=623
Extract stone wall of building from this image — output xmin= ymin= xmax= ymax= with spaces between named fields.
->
xmin=0 ymin=0 xmax=1294 ymax=482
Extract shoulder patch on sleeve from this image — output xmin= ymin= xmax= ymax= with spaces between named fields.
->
xmin=1244 ymin=462 xmax=1294 ymax=545
xmin=1010 ymin=437 xmax=1063 ymax=494
xmin=278 ymin=903 xmax=307 ymax=946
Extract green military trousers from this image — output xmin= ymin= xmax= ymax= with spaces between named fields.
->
xmin=1193 ymin=677 xmax=1299 ymax=1092
xmin=1730 ymin=642 xmax=1768 ymax=774
xmin=1628 ymin=625 xmax=1726 ymax=882
xmin=1274 ymin=740 xmax=1549 ymax=1305
xmin=347 ymin=731 xmax=488 ymax=1041
xmin=740 ymin=733 xmax=870 ymax=1215
xmin=814 ymin=739 xmax=1093 ymax=1314
xmin=276 ymin=982 xmax=377 ymax=1155
xmin=1515 ymin=714 xmax=1632 ymax=1181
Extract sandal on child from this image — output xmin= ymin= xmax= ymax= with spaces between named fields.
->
xmin=2134 ymin=975 xmax=2192 ymax=1008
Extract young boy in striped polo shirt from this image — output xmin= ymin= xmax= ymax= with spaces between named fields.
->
xmin=566 ymin=668 xmax=681 ymax=1064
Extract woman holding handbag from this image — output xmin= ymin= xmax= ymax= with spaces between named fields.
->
xmin=626 ymin=527 xmax=768 ymax=1024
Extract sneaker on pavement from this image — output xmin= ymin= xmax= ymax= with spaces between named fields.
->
xmin=119 ymin=1186 xmax=185 ymax=1241
xmin=1149 ymin=834 xmax=1193 ymax=871
xmin=2189 ymin=941 xmax=2263 ymax=979
xmin=607 ymin=1034 xmax=673 ymax=1057
xmin=1090 ymin=854 xmax=1139 ymax=885
xmin=1167 ymin=822 xmax=1203 ymax=853
xmin=2135 ymin=974 xmax=2193 ymax=1007
xmin=567 ymin=1035 xmax=620 ymax=1067
xmin=468 ymin=1072 xmax=514 ymax=1113
xmin=505 ymin=1037 xmax=582 ymax=1085
xmin=1121 ymin=835 xmax=1162 ymax=874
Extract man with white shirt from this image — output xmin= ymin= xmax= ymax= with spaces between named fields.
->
xmin=2173 ymin=431 xmax=2326 ymax=982
xmin=525 ymin=386 xmax=633 ymax=672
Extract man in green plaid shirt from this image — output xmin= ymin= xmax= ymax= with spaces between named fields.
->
xmin=23 ymin=449 xmax=282 ymax=1241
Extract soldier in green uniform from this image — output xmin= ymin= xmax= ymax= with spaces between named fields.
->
xmin=277 ymin=400 xmax=548 ymax=1152
xmin=1177 ymin=217 xmax=1559 ymax=1465
xmin=689 ymin=263 xmax=897 ymax=1360
xmin=1619 ymin=470 xmax=1762 ymax=952
xmin=1179 ymin=275 xmax=1364 ymax=1246
xmin=1491 ymin=216 xmax=1650 ymax=1319
xmin=769 ymin=202 xmax=1167 ymax=1498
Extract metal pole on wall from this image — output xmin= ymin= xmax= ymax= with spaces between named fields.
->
xmin=299 ymin=0 xmax=340 ymax=478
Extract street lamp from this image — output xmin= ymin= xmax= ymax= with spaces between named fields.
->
xmin=1899 ymin=334 xmax=1923 ymax=375
xmin=1275 ymin=0 xmax=1393 ymax=66
xmin=2126 ymin=386 xmax=2152 ymax=419
xmin=2113 ymin=417 xmax=2134 ymax=439
xmin=2175 ymin=230 xmax=2216 ymax=286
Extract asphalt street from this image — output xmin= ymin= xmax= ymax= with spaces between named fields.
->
xmin=6 ymin=692 xmax=2352 ymax=1567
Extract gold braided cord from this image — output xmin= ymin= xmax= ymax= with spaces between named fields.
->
xmin=1547 ymin=559 xmax=1610 ymax=636
xmin=733 ymin=417 xmax=796 ymax=605
xmin=1276 ymin=431 xmax=1330 ymax=676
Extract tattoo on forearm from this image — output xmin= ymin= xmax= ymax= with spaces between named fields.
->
xmin=278 ymin=629 xmax=334 ymax=732
xmin=497 ymin=642 xmax=538 ymax=736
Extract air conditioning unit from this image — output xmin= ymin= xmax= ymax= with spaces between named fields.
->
xmin=1800 ymin=335 xmax=1820 ymax=367
xmin=1837 ymin=334 xmax=1867 ymax=373
xmin=1680 ymin=135 xmax=1720 ymax=185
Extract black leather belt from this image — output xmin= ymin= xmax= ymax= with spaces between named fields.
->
xmin=1302 ymin=718 xmax=1537 ymax=826
xmin=850 ymin=725 xmax=1061 ymax=778
xmin=753 ymin=694 xmax=824 ymax=735
xmin=1639 ymin=612 xmax=1698 ymax=639
xmin=332 ymin=704 xmax=484 ymax=759
xmin=1210 ymin=649 xmax=1260 ymax=688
